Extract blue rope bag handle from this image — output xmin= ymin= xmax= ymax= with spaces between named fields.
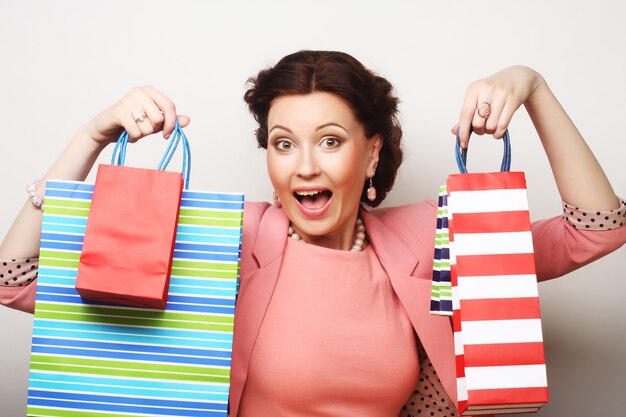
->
xmin=110 ymin=120 xmax=192 ymax=189
xmin=455 ymin=129 xmax=511 ymax=173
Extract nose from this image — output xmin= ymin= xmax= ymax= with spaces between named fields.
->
xmin=295 ymin=146 xmax=321 ymax=178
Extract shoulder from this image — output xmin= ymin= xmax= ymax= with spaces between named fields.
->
xmin=242 ymin=200 xmax=272 ymax=243
xmin=370 ymin=200 xmax=438 ymax=241
xmin=243 ymin=201 xmax=272 ymax=228
xmin=368 ymin=200 xmax=438 ymax=268
xmin=241 ymin=201 xmax=272 ymax=273
xmin=370 ymin=200 xmax=438 ymax=225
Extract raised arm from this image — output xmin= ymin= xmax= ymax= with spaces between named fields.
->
xmin=0 ymin=87 xmax=189 ymax=260
xmin=454 ymin=65 xmax=620 ymax=211
xmin=453 ymin=66 xmax=624 ymax=281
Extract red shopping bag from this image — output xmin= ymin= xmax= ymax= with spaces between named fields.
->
xmin=448 ymin=131 xmax=549 ymax=415
xmin=75 ymin=125 xmax=188 ymax=309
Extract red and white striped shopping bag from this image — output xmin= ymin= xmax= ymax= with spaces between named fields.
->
xmin=448 ymin=132 xmax=549 ymax=415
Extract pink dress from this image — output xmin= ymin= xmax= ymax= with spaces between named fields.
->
xmin=238 ymin=238 xmax=419 ymax=416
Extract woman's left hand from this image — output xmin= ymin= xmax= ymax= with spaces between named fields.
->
xmin=453 ymin=65 xmax=543 ymax=148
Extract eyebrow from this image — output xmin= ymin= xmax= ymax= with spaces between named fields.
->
xmin=316 ymin=122 xmax=350 ymax=135
xmin=268 ymin=122 xmax=350 ymax=135
xmin=268 ymin=124 xmax=292 ymax=134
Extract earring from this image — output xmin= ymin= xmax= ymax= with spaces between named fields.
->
xmin=367 ymin=177 xmax=377 ymax=202
xmin=273 ymin=191 xmax=282 ymax=207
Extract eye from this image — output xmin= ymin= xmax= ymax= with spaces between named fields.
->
xmin=320 ymin=137 xmax=340 ymax=149
xmin=273 ymin=139 xmax=294 ymax=151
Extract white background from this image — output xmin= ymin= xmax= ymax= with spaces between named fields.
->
xmin=1 ymin=1 xmax=624 ymax=416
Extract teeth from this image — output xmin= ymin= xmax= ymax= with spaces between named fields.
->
xmin=295 ymin=190 xmax=323 ymax=196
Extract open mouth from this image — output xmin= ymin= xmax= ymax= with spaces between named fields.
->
xmin=293 ymin=189 xmax=333 ymax=212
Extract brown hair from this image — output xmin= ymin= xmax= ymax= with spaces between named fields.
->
xmin=244 ymin=50 xmax=403 ymax=207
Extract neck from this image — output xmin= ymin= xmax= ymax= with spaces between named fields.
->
xmin=307 ymin=229 xmax=356 ymax=251
xmin=289 ymin=215 xmax=366 ymax=252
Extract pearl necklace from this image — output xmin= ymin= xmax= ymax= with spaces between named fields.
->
xmin=287 ymin=217 xmax=366 ymax=252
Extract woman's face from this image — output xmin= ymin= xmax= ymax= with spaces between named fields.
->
xmin=267 ymin=92 xmax=381 ymax=250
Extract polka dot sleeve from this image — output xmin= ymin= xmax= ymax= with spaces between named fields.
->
xmin=563 ymin=198 xmax=626 ymax=230
xmin=399 ymin=342 xmax=457 ymax=417
xmin=1 ymin=258 xmax=38 ymax=287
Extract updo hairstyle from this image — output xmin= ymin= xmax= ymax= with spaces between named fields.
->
xmin=244 ymin=50 xmax=403 ymax=207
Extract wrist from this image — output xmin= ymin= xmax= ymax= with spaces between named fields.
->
xmin=74 ymin=124 xmax=109 ymax=155
xmin=525 ymin=71 xmax=548 ymax=109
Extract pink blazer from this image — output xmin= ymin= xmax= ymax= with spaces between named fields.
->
xmin=229 ymin=200 xmax=626 ymax=417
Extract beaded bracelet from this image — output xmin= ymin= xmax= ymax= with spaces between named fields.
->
xmin=26 ymin=179 xmax=44 ymax=209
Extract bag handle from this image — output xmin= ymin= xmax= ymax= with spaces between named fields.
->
xmin=455 ymin=129 xmax=511 ymax=174
xmin=110 ymin=120 xmax=192 ymax=189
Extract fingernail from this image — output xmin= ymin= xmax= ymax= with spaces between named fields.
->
xmin=165 ymin=133 xmax=170 ymax=139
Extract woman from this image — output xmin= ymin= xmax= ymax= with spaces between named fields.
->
xmin=1 ymin=50 xmax=624 ymax=416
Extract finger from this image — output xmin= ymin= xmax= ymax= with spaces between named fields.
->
xmin=144 ymin=86 xmax=177 ymax=138
xmin=494 ymin=102 xmax=515 ymax=139
xmin=126 ymin=91 xmax=156 ymax=137
xmin=484 ymin=93 xmax=506 ymax=135
xmin=458 ymin=88 xmax=478 ymax=148
xmin=120 ymin=111 xmax=143 ymax=141
xmin=451 ymin=123 xmax=459 ymax=135
xmin=471 ymin=99 xmax=491 ymax=136
xmin=131 ymin=106 xmax=155 ymax=137
xmin=143 ymin=100 xmax=165 ymax=132
xmin=128 ymin=91 xmax=158 ymax=136
xmin=177 ymin=115 xmax=191 ymax=128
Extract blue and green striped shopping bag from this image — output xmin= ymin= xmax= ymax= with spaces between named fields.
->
xmin=27 ymin=127 xmax=244 ymax=417
xmin=28 ymin=180 xmax=243 ymax=417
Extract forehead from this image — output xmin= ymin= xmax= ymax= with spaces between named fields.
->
xmin=268 ymin=92 xmax=360 ymax=131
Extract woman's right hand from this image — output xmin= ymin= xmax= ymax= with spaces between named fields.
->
xmin=83 ymin=86 xmax=190 ymax=146
xmin=0 ymin=86 xmax=191 ymax=264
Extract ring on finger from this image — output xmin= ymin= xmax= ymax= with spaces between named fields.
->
xmin=477 ymin=102 xmax=491 ymax=119
xmin=134 ymin=114 xmax=148 ymax=123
